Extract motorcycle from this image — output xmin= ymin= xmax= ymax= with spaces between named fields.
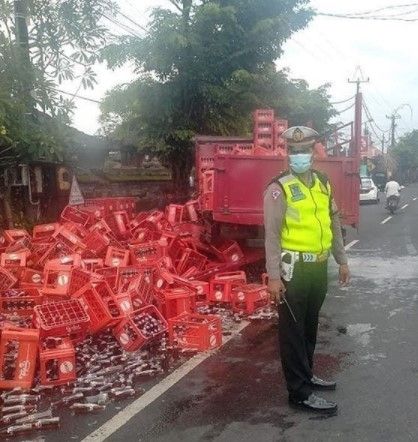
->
xmin=386 ymin=195 xmax=400 ymax=215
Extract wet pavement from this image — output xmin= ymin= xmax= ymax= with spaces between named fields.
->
xmin=19 ymin=184 xmax=418 ymax=441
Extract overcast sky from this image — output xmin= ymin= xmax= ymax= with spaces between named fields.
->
xmin=69 ymin=0 xmax=418 ymax=146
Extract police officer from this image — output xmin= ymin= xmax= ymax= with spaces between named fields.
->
xmin=263 ymin=126 xmax=350 ymax=413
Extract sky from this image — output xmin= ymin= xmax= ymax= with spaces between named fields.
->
xmin=68 ymin=0 xmax=418 ymax=147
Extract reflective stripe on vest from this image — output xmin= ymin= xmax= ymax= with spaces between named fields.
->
xmin=278 ymin=172 xmax=333 ymax=254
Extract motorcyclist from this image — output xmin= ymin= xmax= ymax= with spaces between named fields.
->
xmin=385 ymin=179 xmax=402 ymax=209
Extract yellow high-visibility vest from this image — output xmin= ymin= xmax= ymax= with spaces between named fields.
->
xmin=277 ymin=171 xmax=333 ymax=254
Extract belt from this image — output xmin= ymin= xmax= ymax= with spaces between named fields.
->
xmin=282 ymin=250 xmax=329 ymax=263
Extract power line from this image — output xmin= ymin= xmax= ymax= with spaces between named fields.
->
xmin=331 ymin=95 xmax=356 ymax=105
xmin=322 ymin=3 xmax=418 ymax=16
xmin=102 ymin=13 xmax=142 ymax=37
xmin=337 ymin=103 xmax=355 ymax=114
xmin=318 ymin=12 xmax=418 ymax=22
xmin=54 ymin=88 xmax=101 ymax=104
xmin=117 ymin=10 xmax=148 ymax=33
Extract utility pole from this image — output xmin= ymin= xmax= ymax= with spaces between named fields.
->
xmin=386 ymin=113 xmax=401 ymax=149
xmin=348 ymin=72 xmax=369 ymax=159
xmin=14 ymin=0 xmax=33 ymax=107
xmin=381 ymin=134 xmax=386 ymax=155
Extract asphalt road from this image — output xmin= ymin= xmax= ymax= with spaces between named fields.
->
xmin=21 ymin=184 xmax=418 ymax=442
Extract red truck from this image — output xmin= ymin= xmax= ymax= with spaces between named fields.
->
xmin=195 ymin=110 xmax=360 ymax=263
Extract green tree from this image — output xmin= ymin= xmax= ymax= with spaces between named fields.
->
xmin=101 ymin=0 xmax=334 ymax=188
xmin=392 ymin=130 xmax=418 ymax=180
xmin=0 ymin=0 xmax=116 ymax=226
xmin=0 ymin=0 xmax=116 ymax=162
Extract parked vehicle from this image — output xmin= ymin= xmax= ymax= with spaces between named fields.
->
xmin=359 ymin=178 xmax=380 ymax=204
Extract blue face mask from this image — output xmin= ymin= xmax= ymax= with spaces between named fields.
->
xmin=288 ymin=153 xmax=313 ymax=174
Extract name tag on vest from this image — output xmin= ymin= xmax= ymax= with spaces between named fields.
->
xmin=289 ymin=183 xmax=306 ymax=202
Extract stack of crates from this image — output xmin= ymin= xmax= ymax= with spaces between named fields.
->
xmin=253 ymin=109 xmax=275 ymax=150
xmin=274 ymin=119 xmax=288 ymax=156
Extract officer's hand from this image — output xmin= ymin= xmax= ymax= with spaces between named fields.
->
xmin=268 ymin=279 xmax=286 ymax=304
xmin=339 ymin=264 xmax=350 ymax=286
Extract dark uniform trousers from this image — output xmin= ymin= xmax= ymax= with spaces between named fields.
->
xmin=278 ymin=259 xmax=328 ymax=400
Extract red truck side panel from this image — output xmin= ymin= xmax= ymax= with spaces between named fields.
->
xmin=211 ymin=155 xmax=359 ymax=227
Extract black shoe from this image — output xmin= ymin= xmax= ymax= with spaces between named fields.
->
xmin=310 ymin=375 xmax=337 ymax=391
xmin=289 ymin=393 xmax=338 ymax=413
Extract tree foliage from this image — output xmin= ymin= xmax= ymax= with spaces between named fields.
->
xmin=0 ymin=0 xmax=116 ymax=165
xmin=101 ymin=0 xmax=336 ymax=187
xmin=392 ymin=130 xmax=418 ymax=178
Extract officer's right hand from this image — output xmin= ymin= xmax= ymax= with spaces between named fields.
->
xmin=268 ymin=279 xmax=286 ymax=304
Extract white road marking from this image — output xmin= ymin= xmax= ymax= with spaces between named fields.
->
xmin=413 ymin=197 xmax=417 ymax=201
xmin=82 ymin=320 xmax=250 ymax=441
xmin=381 ymin=216 xmax=392 ymax=225
xmin=401 ymin=204 xmax=409 ymax=210
xmin=345 ymin=240 xmax=359 ymax=251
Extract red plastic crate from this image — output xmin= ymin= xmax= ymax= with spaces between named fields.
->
xmin=127 ymin=274 xmax=154 ymax=310
xmin=131 ymin=228 xmax=161 ymax=244
xmin=174 ymin=279 xmax=209 ymax=306
xmin=68 ymin=268 xmax=91 ymax=295
xmin=95 ymin=267 xmax=118 ymax=291
xmin=168 ymin=313 xmax=222 ymax=351
xmin=165 ymin=205 xmax=184 ymax=226
xmin=52 ymin=226 xmax=86 ymax=253
xmin=209 ymin=271 xmax=247 ymax=303
xmin=89 ymin=219 xmax=112 ymax=236
xmin=32 ymin=223 xmax=60 ymax=242
xmin=82 ymin=258 xmax=104 ymax=272
xmin=104 ymin=246 xmax=130 ymax=268
xmin=155 ymin=287 xmax=196 ymax=320
xmin=114 ymin=293 xmax=133 ymax=316
xmin=231 ymin=284 xmax=270 ymax=314
xmin=211 ymin=240 xmax=244 ymax=264
xmin=33 ymin=299 xmax=90 ymax=341
xmin=61 ymin=205 xmax=92 ymax=227
xmin=116 ymin=266 xmax=143 ymax=292
xmin=4 ymin=229 xmax=31 ymax=245
xmin=130 ymin=241 xmax=164 ymax=266
xmin=113 ymin=305 xmax=168 ymax=352
xmin=74 ymin=282 xmax=121 ymax=333
xmin=154 ymin=266 xmax=175 ymax=291
xmin=0 ymin=267 xmax=18 ymax=291
xmin=82 ymin=230 xmax=111 ymax=257
xmin=0 ymin=326 xmax=40 ymax=390
xmin=253 ymin=109 xmax=275 ymax=123
xmin=1 ymin=251 xmax=30 ymax=268
xmin=0 ymin=288 xmax=43 ymax=316
xmin=160 ymin=232 xmax=187 ymax=263
xmin=39 ymin=338 xmax=76 ymax=386
xmin=19 ymin=267 xmax=44 ymax=288
xmin=105 ymin=211 xmax=131 ymax=240
xmin=42 ymin=266 xmax=72 ymax=297
xmin=176 ymin=248 xmax=208 ymax=276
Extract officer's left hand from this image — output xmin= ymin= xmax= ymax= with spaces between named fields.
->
xmin=339 ymin=264 xmax=350 ymax=286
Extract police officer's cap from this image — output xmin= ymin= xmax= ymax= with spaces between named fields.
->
xmin=282 ymin=126 xmax=319 ymax=148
